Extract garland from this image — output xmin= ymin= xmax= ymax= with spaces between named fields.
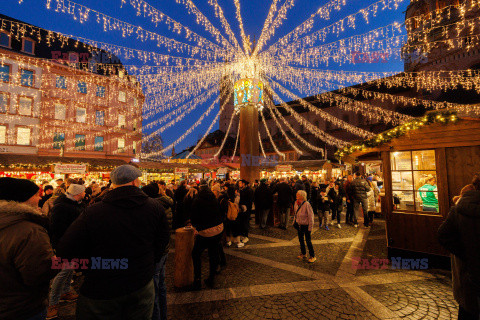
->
xmin=335 ymin=110 xmax=458 ymax=159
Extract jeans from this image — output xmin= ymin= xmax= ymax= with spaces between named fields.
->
xmin=259 ymin=209 xmax=270 ymax=229
xmin=26 ymin=309 xmax=46 ymax=320
xmin=278 ymin=206 xmax=290 ymax=228
xmin=238 ymin=211 xmax=250 ymax=237
xmin=297 ymin=225 xmax=314 ymax=257
xmin=346 ymin=200 xmax=354 ymax=224
xmin=49 ymin=268 xmax=74 ymax=306
xmin=318 ymin=210 xmax=330 ymax=227
xmin=152 ymin=254 xmax=168 ymax=320
xmin=192 ymin=233 xmax=222 ymax=281
xmin=354 ymin=199 xmax=368 ymax=225
xmin=331 ymin=206 xmax=341 ymax=224
xmin=76 ymin=280 xmax=154 ymax=320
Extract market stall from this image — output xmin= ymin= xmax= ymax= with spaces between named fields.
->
xmin=260 ymin=160 xmax=345 ymax=182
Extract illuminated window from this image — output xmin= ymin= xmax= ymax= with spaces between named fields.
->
xmin=22 ymin=38 xmax=35 ymax=54
xmin=75 ymin=134 xmax=86 ymax=150
xmin=96 ymin=85 xmax=105 ymax=97
xmin=118 ymin=114 xmax=126 ymax=127
xmin=118 ymin=91 xmax=126 ymax=102
xmin=18 ymin=97 xmax=33 ymax=116
xmin=56 ymin=76 xmax=67 ymax=89
xmin=0 ymin=64 xmax=10 ymax=82
xmin=17 ymin=127 xmax=30 ymax=145
xmin=118 ymin=138 xmax=125 ymax=152
xmin=391 ymin=150 xmax=438 ymax=213
xmin=94 ymin=136 xmax=104 ymax=151
xmin=55 ymin=104 xmax=66 ymax=120
xmin=0 ymin=32 xmax=10 ymax=47
xmin=0 ymin=93 xmax=8 ymax=113
xmin=53 ymin=132 xmax=65 ymax=149
xmin=76 ymin=107 xmax=86 ymax=123
xmin=133 ymin=141 xmax=136 ymax=154
xmin=0 ymin=125 xmax=6 ymax=144
xmin=20 ymin=69 xmax=34 ymax=87
xmin=95 ymin=110 xmax=104 ymax=126
xmin=78 ymin=81 xmax=87 ymax=94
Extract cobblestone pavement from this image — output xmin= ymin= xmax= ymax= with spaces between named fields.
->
xmin=57 ymin=214 xmax=459 ymax=320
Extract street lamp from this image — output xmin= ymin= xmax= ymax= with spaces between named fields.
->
xmin=234 ymin=78 xmax=264 ymax=114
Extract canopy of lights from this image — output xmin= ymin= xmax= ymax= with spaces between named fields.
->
xmin=4 ymin=0 xmax=480 ymax=159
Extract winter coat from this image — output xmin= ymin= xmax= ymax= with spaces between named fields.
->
xmin=310 ymin=186 xmax=319 ymax=208
xmin=0 ymin=201 xmax=57 ymax=320
xmin=367 ymin=189 xmax=376 ymax=212
xmin=293 ymin=200 xmax=315 ymax=231
xmin=239 ymin=186 xmax=254 ymax=213
xmin=302 ymin=180 xmax=311 ymax=200
xmin=344 ymin=180 xmax=355 ymax=202
xmin=173 ymin=185 xmax=188 ymax=228
xmin=351 ymin=177 xmax=371 ymax=201
xmin=293 ymin=180 xmax=305 ymax=196
xmin=38 ymin=193 xmax=52 ymax=209
xmin=158 ymin=195 xmax=174 ymax=229
xmin=254 ymin=183 xmax=273 ymax=211
xmin=56 ymin=186 xmax=170 ymax=300
xmin=49 ymin=194 xmax=84 ymax=249
xmin=190 ymin=186 xmax=223 ymax=232
xmin=438 ymin=190 xmax=480 ymax=314
xmin=328 ymin=188 xmax=342 ymax=210
xmin=41 ymin=193 xmax=62 ymax=216
xmin=317 ymin=193 xmax=331 ymax=212
xmin=274 ymin=182 xmax=293 ymax=208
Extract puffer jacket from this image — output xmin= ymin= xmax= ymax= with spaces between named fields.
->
xmin=293 ymin=200 xmax=315 ymax=231
xmin=351 ymin=177 xmax=371 ymax=201
xmin=0 ymin=201 xmax=57 ymax=320
xmin=438 ymin=190 xmax=480 ymax=314
xmin=367 ymin=189 xmax=376 ymax=212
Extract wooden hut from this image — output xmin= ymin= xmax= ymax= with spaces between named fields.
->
xmin=338 ymin=110 xmax=480 ymax=258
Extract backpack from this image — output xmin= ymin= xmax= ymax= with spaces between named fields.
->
xmin=227 ymin=201 xmax=239 ymax=221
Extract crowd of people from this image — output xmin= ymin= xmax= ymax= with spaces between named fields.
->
xmin=0 ymin=165 xmax=384 ymax=320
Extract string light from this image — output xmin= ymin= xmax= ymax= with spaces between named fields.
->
xmin=214 ymin=111 xmax=237 ymax=158
xmin=260 ymin=109 xmax=285 ymax=159
xmin=258 ymin=132 xmax=267 ymax=158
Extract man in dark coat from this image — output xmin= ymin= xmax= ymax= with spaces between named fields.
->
xmin=344 ymin=175 xmax=355 ymax=226
xmin=274 ymin=177 xmax=293 ymax=230
xmin=293 ymin=175 xmax=305 ymax=197
xmin=38 ymin=185 xmax=53 ymax=209
xmin=0 ymin=178 xmax=57 ymax=320
xmin=301 ymin=175 xmax=311 ymax=201
xmin=351 ymin=172 xmax=371 ymax=228
xmin=438 ymin=174 xmax=480 ymax=320
xmin=190 ymin=181 xmax=223 ymax=289
xmin=173 ymin=180 xmax=188 ymax=229
xmin=57 ymin=165 xmax=170 ymax=319
xmin=238 ymin=179 xmax=254 ymax=243
xmin=254 ymin=179 xmax=274 ymax=229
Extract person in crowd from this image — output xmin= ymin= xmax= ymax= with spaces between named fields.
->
xmin=0 ymin=177 xmax=57 ymax=320
xmin=219 ymin=183 xmax=237 ymax=247
xmin=39 ymin=185 xmax=54 ymax=209
xmin=47 ymin=184 xmax=86 ymax=318
xmin=344 ymin=175 xmax=355 ymax=225
xmin=41 ymin=186 xmax=65 ymax=217
xmin=274 ymin=177 xmax=293 ymax=230
xmin=329 ymin=183 xmax=343 ymax=229
xmin=158 ymin=180 xmax=174 ymax=199
xmin=254 ymin=179 xmax=273 ymax=229
xmin=238 ymin=179 xmax=254 ymax=244
xmin=54 ymin=178 xmax=64 ymax=188
xmin=438 ymin=173 xmax=480 ymax=320
xmin=294 ymin=190 xmax=316 ymax=263
xmin=317 ymin=188 xmax=331 ymax=230
xmin=173 ymin=180 xmax=188 ymax=229
xmin=365 ymin=180 xmax=377 ymax=228
xmin=419 ymin=175 xmax=439 ymax=212
xmin=183 ymin=187 xmax=198 ymax=226
xmin=57 ymin=165 xmax=170 ymax=319
xmin=310 ymin=181 xmax=319 ymax=218
xmin=293 ymin=175 xmax=305 ymax=196
xmin=301 ymin=175 xmax=311 ymax=201
xmin=190 ymin=180 xmax=224 ymax=290
xmin=351 ymin=172 xmax=371 ymax=228
xmin=211 ymin=180 xmax=222 ymax=198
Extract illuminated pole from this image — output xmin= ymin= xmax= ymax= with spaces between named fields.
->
xmin=234 ymin=78 xmax=264 ymax=183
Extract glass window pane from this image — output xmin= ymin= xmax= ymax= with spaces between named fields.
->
xmin=414 ymin=171 xmax=437 ymax=190
xmin=55 ymin=105 xmax=65 ymax=120
xmin=56 ymin=76 xmax=67 ymax=89
xmin=118 ymin=138 xmax=125 ymax=151
xmin=392 ymin=171 xmax=413 ymax=191
xmin=95 ymin=111 xmax=104 ymax=126
xmin=412 ymin=150 xmax=436 ymax=170
xmin=0 ymin=65 xmax=10 ymax=82
xmin=76 ymin=108 xmax=86 ymax=123
xmin=21 ymin=70 xmax=34 ymax=87
xmin=0 ymin=93 xmax=8 ymax=113
xmin=118 ymin=91 xmax=126 ymax=102
xmin=75 ymin=134 xmax=85 ymax=150
xmin=118 ymin=115 xmax=125 ymax=127
xmin=96 ymin=86 xmax=105 ymax=97
xmin=0 ymin=125 xmax=6 ymax=144
xmin=0 ymin=33 xmax=9 ymax=47
xmin=416 ymin=173 xmax=438 ymax=212
xmin=53 ymin=132 xmax=65 ymax=149
xmin=415 ymin=191 xmax=439 ymax=212
xmin=94 ymin=136 xmax=104 ymax=151
xmin=390 ymin=151 xmax=412 ymax=170
xmin=393 ymin=190 xmax=415 ymax=211
xmin=17 ymin=127 xmax=30 ymax=145
xmin=18 ymin=97 xmax=32 ymax=116
xmin=23 ymin=39 xmax=34 ymax=54
xmin=78 ymin=82 xmax=87 ymax=94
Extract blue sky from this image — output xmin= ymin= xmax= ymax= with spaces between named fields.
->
xmin=0 ymin=0 xmax=409 ymax=153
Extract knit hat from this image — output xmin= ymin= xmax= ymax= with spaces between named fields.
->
xmin=110 ymin=165 xmax=142 ymax=185
xmin=0 ymin=177 xmax=39 ymax=202
xmin=67 ymin=184 xmax=86 ymax=196
xmin=142 ymin=183 xmax=159 ymax=198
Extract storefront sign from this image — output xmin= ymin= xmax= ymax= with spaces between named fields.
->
xmin=174 ymin=168 xmax=188 ymax=175
xmin=276 ymin=165 xmax=293 ymax=172
xmin=54 ymin=163 xmax=87 ymax=174
xmin=217 ymin=167 xmax=228 ymax=175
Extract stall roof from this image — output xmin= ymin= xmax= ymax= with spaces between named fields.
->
xmin=0 ymin=154 xmax=128 ymax=171
xmin=137 ymin=161 xmax=209 ymax=172
xmin=170 ymin=150 xmax=201 ymax=160
xmin=262 ymin=160 xmax=341 ymax=171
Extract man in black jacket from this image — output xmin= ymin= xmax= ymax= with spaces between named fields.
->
xmin=238 ymin=180 xmax=254 ymax=243
xmin=351 ymin=172 xmax=371 ymax=228
xmin=57 ymin=165 xmax=170 ymax=320
xmin=274 ymin=177 xmax=293 ymax=230
xmin=173 ymin=180 xmax=188 ymax=229
xmin=254 ymin=179 xmax=274 ymax=229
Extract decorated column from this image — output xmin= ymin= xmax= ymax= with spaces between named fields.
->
xmin=234 ymin=78 xmax=264 ymax=183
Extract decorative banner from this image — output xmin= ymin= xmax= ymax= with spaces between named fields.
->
xmin=54 ymin=163 xmax=87 ymax=174
xmin=276 ymin=165 xmax=292 ymax=172
xmin=174 ymin=168 xmax=189 ymax=175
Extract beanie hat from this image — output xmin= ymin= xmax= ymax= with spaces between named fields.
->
xmin=67 ymin=184 xmax=86 ymax=196
xmin=0 ymin=177 xmax=39 ymax=202
xmin=142 ymin=183 xmax=159 ymax=198
xmin=110 ymin=165 xmax=142 ymax=185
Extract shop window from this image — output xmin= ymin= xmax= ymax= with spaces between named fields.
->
xmin=17 ymin=127 xmax=30 ymax=145
xmin=75 ymin=134 xmax=86 ymax=150
xmin=22 ymin=38 xmax=35 ymax=54
xmin=0 ymin=64 xmax=10 ymax=82
xmin=96 ymin=85 xmax=105 ymax=97
xmin=0 ymin=93 xmax=8 ymax=113
xmin=95 ymin=110 xmax=104 ymax=126
xmin=56 ymin=76 xmax=67 ymax=89
xmin=76 ymin=107 xmax=86 ymax=123
xmin=77 ymin=81 xmax=87 ymax=94
xmin=53 ymin=132 xmax=65 ymax=149
xmin=55 ymin=104 xmax=66 ymax=120
xmin=118 ymin=91 xmax=126 ymax=102
xmin=0 ymin=125 xmax=6 ymax=144
xmin=133 ymin=119 xmax=137 ymax=131
xmin=118 ymin=138 xmax=125 ymax=152
xmin=133 ymin=141 xmax=136 ymax=154
xmin=18 ymin=97 xmax=33 ymax=116
xmin=390 ymin=150 xmax=438 ymax=213
xmin=94 ymin=136 xmax=104 ymax=151
xmin=0 ymin=32 xmax=10 ymax=47
xmin=20 ymin=69 xmax=34 ymax=87
xmin=118 ymin=114 xmax=126 ymax=128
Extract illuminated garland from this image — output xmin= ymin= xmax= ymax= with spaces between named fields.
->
xmin=258 ymin=131 xmax=267 ymax=158
xmin=260 ymin=109 xmax=285 ymax=159
xmin=214 ymin=110 xmax=237 ymax=158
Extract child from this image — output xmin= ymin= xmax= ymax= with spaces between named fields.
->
xmin=317 ymin=188 xmax=330 ymax=230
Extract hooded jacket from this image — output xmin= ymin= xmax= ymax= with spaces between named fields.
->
xmin=0 ymin=201 xmax=56 ymax=320
xmin=438 ymin=190 xmax=480 ymax=313
xmin=56 ymin=186 xmax=170 ymax=300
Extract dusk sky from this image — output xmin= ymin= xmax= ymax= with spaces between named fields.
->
xmin=0 ymin=0 xmax=409 ymax=153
